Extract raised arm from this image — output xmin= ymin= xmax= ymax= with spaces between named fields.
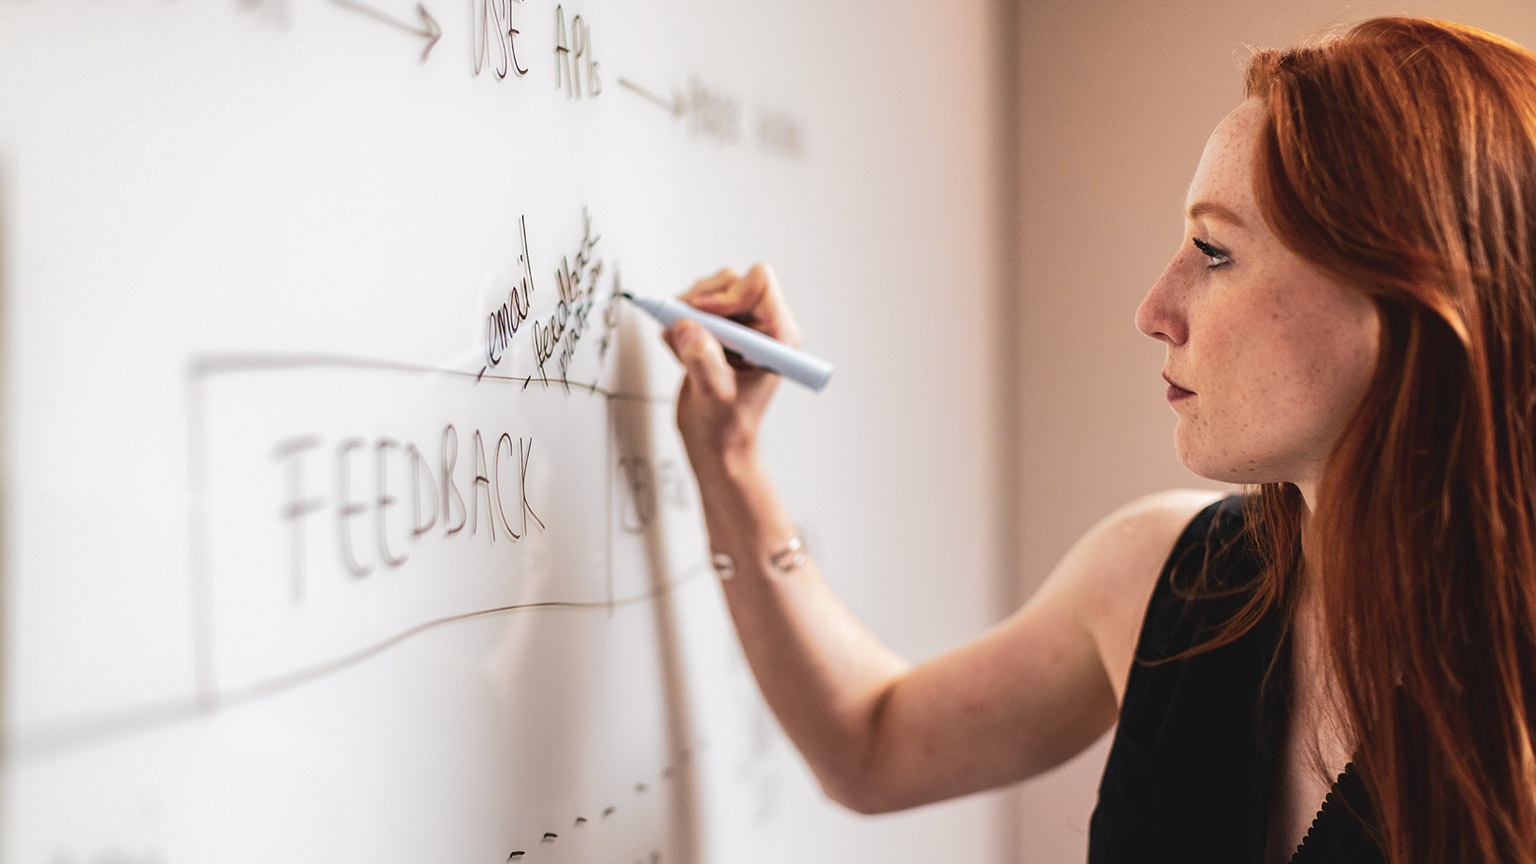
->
xmin=664 ymin=264 xmax=1216 ymax=813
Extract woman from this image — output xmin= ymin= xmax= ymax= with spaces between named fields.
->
xmin=663 ymin=17 xmax=1536 ymax=864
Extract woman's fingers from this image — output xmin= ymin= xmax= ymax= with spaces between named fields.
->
xmin=665 ymin=265 xmax=791 ymax=459
xmin=688 ymin=266 xmax=763 ymax=317
xmin=662 ymin=264 xmax=800 ymax=403
xmin=671 ymin=318 xmax=737 ymax=404
xmin=749 ymin=264 xmax=802 ymax=349
xmin=683 ymin=268 xmax=740 ymax=305
xmin=682 ymin=264 xmax=802 ymax=348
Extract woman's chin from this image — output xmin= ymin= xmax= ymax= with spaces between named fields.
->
xmin=1173 ymin=438 xmax=1263 ymax=486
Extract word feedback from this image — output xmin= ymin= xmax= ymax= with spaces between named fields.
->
xmin=274 ymin=426 xmax=544 ymax=603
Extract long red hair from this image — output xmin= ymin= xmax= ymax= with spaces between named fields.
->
xmin=1214 ymin=17 xmax=1536 ymax=863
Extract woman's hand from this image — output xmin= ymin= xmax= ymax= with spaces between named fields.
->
xmin=662 ymin=264 xmax=801 ymax=475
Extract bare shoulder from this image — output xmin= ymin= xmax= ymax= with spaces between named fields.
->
xmin=1041 ymin=489 xmax=1224 ymax=704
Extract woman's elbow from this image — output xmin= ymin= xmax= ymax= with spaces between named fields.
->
xmin=817 ymin=767 xmax=921 ymax=816
xmin=823 ymin=781 xmax=894 ymax=816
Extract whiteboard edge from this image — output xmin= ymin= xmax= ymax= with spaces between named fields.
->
xmin=1 ymin=147 xmax=13 ymax=827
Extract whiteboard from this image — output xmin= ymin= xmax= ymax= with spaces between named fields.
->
xmin=0 ymin=2 xmax=1005 ymax=862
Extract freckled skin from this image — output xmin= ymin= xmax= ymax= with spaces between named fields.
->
xmin=1136 ymin=99 xmax=1380 ymax=489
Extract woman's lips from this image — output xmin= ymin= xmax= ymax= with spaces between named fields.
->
xmin=1163 ymin=373 xmax=1195 ymax=402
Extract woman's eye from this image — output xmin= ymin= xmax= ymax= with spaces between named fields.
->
xmin=1191 ymin=237 xmax=1230 ymax=268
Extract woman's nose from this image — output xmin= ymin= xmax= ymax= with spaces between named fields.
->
xmin=1136 ymin=256 xmax=1188 ymax=346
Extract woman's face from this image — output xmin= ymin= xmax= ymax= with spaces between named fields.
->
xmin=1135 ymin=98 xmax=1380 ymax=493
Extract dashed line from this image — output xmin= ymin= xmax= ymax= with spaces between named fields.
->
xmin=502 ymin=739 xmax=706 ymax=859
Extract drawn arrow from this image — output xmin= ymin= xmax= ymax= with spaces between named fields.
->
xmin=618 ymin=77 xmax=686 ymax=119
xmin=332 ymin=0 xmax=442 ymax=63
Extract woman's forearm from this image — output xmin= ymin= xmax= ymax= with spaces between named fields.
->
xmin=692 ymin=452 xmax=909 ymax=810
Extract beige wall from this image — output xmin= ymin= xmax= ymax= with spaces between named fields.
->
xmin=1006 ymin=1 xmax=1536 ymax=861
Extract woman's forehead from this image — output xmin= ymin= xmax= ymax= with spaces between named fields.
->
xmin=1184 ymin=99 xmax=1266 ymax=225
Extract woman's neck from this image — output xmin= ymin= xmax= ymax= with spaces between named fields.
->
xmin=1295 ymin=481 xmax=1320 ymax=595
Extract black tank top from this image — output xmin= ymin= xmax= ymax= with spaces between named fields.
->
xmin=1087 ymin=497 xmax=1384 ymax=863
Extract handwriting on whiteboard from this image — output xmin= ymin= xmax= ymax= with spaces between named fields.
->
xmin=485 ymin=215 xmax=537 ymax=373
xmin=619 ymin=75 xmax=806 ymax=158
xmin=554 ymin=4 xmax=602 ymax=99
xmin=473 ymin=0 xmax=530 ymax=78
xmin=483 ymin=210 xmax=619 ymax=386
xmin=192 ymin=360 xmax=624 ymax=692
xmin=332 ymin=0 xmax=442 ymax=63
xmin=273 ymin=427 xmax=543 ymax=599
xmin=530 ymin=208 xmax=617 ymax=389
xmin=618 ymin=455 xmax=692 ymax=534
xmin=273 ymin=3 xmax=810 ymax=157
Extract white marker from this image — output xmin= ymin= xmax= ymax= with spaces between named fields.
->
xmin=622 ymin=292 xmax=834 ymax=392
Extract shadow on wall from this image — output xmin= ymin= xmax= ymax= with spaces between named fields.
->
xmin=608 ymin=308 xmax=703 ymax=864
xmin=472 ymin=307 xmax=702 ymax=862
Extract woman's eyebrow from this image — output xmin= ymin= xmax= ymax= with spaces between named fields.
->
xmin=1187 ymin=200 xmax=1247 ymax=228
